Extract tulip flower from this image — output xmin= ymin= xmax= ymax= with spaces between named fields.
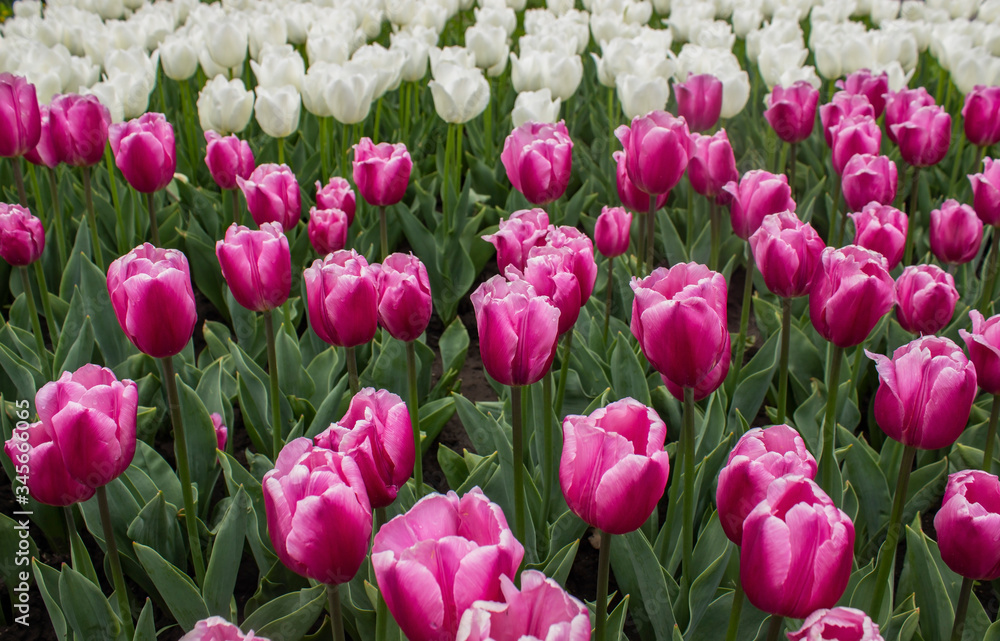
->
xmin=830 ymin=116 xmax=882 ymax=176
xmin=615 ymin=110 xmax=692 ymax=197
xmin=763 ymin=81 xmax=819 ymax=144
xmin=892 ymin=105 xmax=952 ymax=168
xmin=506 ymin=250 xmax=581 ymax=337
xmin=544 ymin=225 xmax=598 ymax=302
xmin=970 ymin=157 xmax=1000 ymax=226
xmin=837 ymin=69 xmax=890 ymax=118
xmin=46 ymin=93 xmax=111 ymax=167
xmin=660 ymin=333 xmax=731 ymax=402
xmin=314 ymin=388 xmax=414 ymax=509
xmin=741 ymin=475 xmax=855 ymax=619
xmin=308 ymin=207 xmax=349 ymax=255
xmin=237 ymin=163 xmax=301 ymax=230
xmin=304 ymin=249 xmax=379 ymax=352
xmin=849 ymin=203 xmax=908 ymax=270
xmin=253 ymin=85 xmax=301 ymax=140
xmin=841 ymin=154 xmax=898 ymax=212
xmin=353 ymin=138 xmax=412 ymax=208
xmin=179 ymin=617 xmax=267 ymax=641
xmin=884 ymin=86 xmax=936 ymax=145
xmin=930 ymin=199 xmax=983 ymax=266
xmin=376 ymin=253 xmax=433 ymax=343
xmin=372 ymin=488 xmax=524 ymax=641
xmin=961 ymin=310 xmax=1000 ymax=399
xmin=675 ymin=73 xmax=723 ymax=133
xmin=204 ymin=131 xmax=254 ymax=193
xmin=787 ymin=608 xmax=883 ymax=641
xmin=819 ymin=92 xmax=874 ymax=148
xmin=895 ymin=265 xmax=959 ymax=336
xmin=688 ymin=130 xmax=739 ymax=204
xmin=500 ymin=120 xmax=573 ymax=206
xmin=613 ymin=150 xmax=669 ymax=214
xmin=315 ymin=177 xmax=356 ymax=225
xmin=0 ymin=203 xmax=44 ymax=266
xmin=810 ymin=245 xmax=894 ymax=349
xmin=935 ymin=470 xmax=1000 ymax=580
xmin=109 ymin=112 xmax=176 ymax=194
xmin=724 ymin=170 xmax=796 ymax=241
xmin=594 ymin=206 xmax=631 ymax=258
xmin=0 ymin=73 xmax=41 ymax=159
xmin=428 ymin=63 xmax=491 ymax=123
xmin=197 ymin=76 xmax=255 ymax=135
xmin=216 ymin=223 xmax=290 ymax=313
xmin=24 ymin=104 xmax=57 ymax=170
xmin=481 ymin=208 xmax=550 ymax=274
xmin=962 ymin=86 xmax=1000 ymax=148
xmin=210 ymin=413 xmax=228 ymax=452
xmin=511 ymin=89 xmax=562 ymax=128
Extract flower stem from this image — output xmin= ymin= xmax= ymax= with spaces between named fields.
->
xmin=160 ymin=357 xmax=207 ymax=585
xmin=709 ymin=201 xmax=720 ymax=271
xmin=32 ymin=260 xmax=58 ymax=351
xmin=542 ymin=371 xmax=554 ymax=526
xmin=406 ymin=341 xmax=423 ymax=495
xmin=346 ymin=345 xmax=359 ymax=395
xmin=19 ymin=267 xmax=48 ymax=372
xmin=776 ymin=298 xmax=791 ymax=424
xmin=277 ymin=136 xmax=285 ymax=165
xmin=732 ymin=252 xmax=755 ymax=382
xmin=81 ymin=167 xmax=104 ymax=271
xmin=827 ymin=180 xmax=841 ymax=246
xmin=443 ymin=124 xmax=454 ymax=232
xmin=950 ymin=577 xmax=974 ymax=641
xmin=764 ymin=615 xmax=783 ymax=641
xmin=636 ymin=211 xmax=646 ymax=274
xmin=985 ymin=393 xmax=999 ymax=473
xmin=725 ymin=581 xmax=744 ymax=641
xmin=103 ymin=148 xmax=126 ymax=251
xmin=379 ymin=205 xmax=388 ymax=260
xmin=327 ymin=583 xmax=346 ymax=641
xmin=595 ymin=530 xmax=613 ymax=641
xmin=604 ymin=257 xmax=614 ymax=342
xmin=646 ymin=193 xmax=657 ymax=273
xmin=870 ymin=444 xmax=917 ymax=617
xmin=230 ymin=189 xmax=240 ymax=226
xmin=948 ymin=133 xmax=968 ymax=197
xmin=264 ymin=311 xmax=282 ymax=459
xmin=373 ymin=98 xmax=383 ymax=143
xmin=819 ymin=344 xmax=845 ymax=497
xmin=979 ymin=227 xmax=1000 ymax=315
xmin=146 ymin=191 xmax=159 ymax=246
xmin=787 ymin=143 xmax=797 ymax=200
xmin=682 ymin=387 xmax=696 ymax=585
xmin=11 ymin=158 xmax=27 ymax=206
xmin=46 ymin=168 xmax=67 ymax=270
xmin=511 ymin=385 xmax=526 ymax=544
xmin=63 ymin=506 xmax=76 ymax=555
xmin=97 ymin=485 xmax=133 ymax=638
xmin=903 ymin=168 xmax=921 ymax=266
xmin=554 ymin=331 xmax=573 ymax=419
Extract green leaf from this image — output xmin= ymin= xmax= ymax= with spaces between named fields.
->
xmin=528 ymin=538 xmax=578 ymax=587
xmin=687 ymin=517 xmax=733 ymax=635
xmin=605 ymin=595 xmax=630 ymax=641
xmin=203 ymin=487 xmax=250 ymax=617
xmin=133 ymin=598 xmax=156 ymax=641
xmin=610 ymin=333 xmax=651 ymax=406
xmin=610 ymin=530 xmax=674 ymax=641
xmin=58 ymin=562 xmax=121 ymax=640
xmin=176 ymin=375 xmax=222 ymax=508
xmin=79 ymin=255 xmax=130 ymax=367
xmin=439 ymin=316 xmax=469 ymax=375
xmin=727 ymin=329 xmax=779 ymax=431
xmin=243 ymin=584 xmax=327 ymax=641
xmin=985 ymin=620 xmax=1000 ymax=641
xmin=69 ymin=526 xmax=100 ymax=588
xmin=133 ymin=542 xmax=210 ymax=631
xmin=0 ymin=512 xmax=38 ymax=599
xmin=127 ymin=492 xmax=186 ymax=570
xmin=0 ymin=339 xmax=45 ymax=400
xmin=32 ymin=559 xmax=69 ymax=639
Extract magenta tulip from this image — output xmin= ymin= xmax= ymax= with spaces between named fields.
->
xmin=372 ymin=488 xmax=525 ymax=641
xmin=660 ymin=333 xmax=730 ymax=401
xmin=544 ymin=225 xmax=599 ymax=301
xmin=210 ymin=413 xmax=228 ymax=452
xmin=749 ymin=210 xmax=825 ymax=299
xmin=960 ymin=311 xmax=1000 ymax=395
xmin=304 ymin=249 xmax=378 ymax=348
xmin=830 ymin=115 xmax=882 ymax=175
xmin=819 ymin=92 xmax=874 ymax=148
xmin=352 ymin=137 xmax=412 ymax=207
xmin=471 ymin=275 xmax=560 ymax=386
xmin=315 ymin=176 xmax=356 ymax=225
xmin=615 ymin=110 xmax=693 ymax=196
xmin=263 ymin=438 xmax=372 ymax=584
xmin=109 ymin=112 xmax=176 ymax=193
xmin=630 ymin=262 xmax=728 ymax=388
xmin=179 ymin=617 xmax=267 ymax=641
xmin=962 ymin=85 xmax=1000 ymax=148
xmin=237 ymin=163 xmax=301 ymax=230
xmin=722 ymin=170 xmax=796 ymax=240
xmin=841 ymin=154 xmax=898 ymax=212
xmin=675 ymin=73 xmax=723 ymax=133
xmin=809 ymin=245 xmax=895 ymax=348
xmin=501 ymin=120 xmax=574 ymax=205
xmin=687 ymin=130 xmax=739 ymax=203
xmin=837 ymin=69 xmax=889 ymax=118
xmin=0 ymin=203 xmax=44 ymax=266
xmin=46 ymin=93 xmax=110 ymax=167
xmin=594 ymin=206 xmax=632 ymax=257
xmin=970 ymin=157 xmax=1000 ymax=226
xmin=314 ymin=387 xmax=414 ymax=509
xmin=204 ymin=131 xmax=254 ymax=191
xmin=375 ymin=252 xmax=433 ymax=342
xmin=867 ymin=336 xmax=977 ymax=450
xmin=849 ymin=203 xmax=907 ymax=270
xmin=935 ymin=470 xmax=1000 ymax=580
xmin=0 ymin=73 xmax=40 ymax=158
xmin=481 ymin=208 xmax=550 ymax=274
xmin=215 ymin=222 xmax=291 ymax=312
xmin=741 ymin=475 xmax=855 ymax=618
xmin=763 ymin=81 xmax=819 ymax=144
xmin=891 ymin=105 xmax=951 ymax=167
xmin=3 ymin=364 xmax=137 ymax=505
xmin=716 ymin=424 xmax=817 ymax=545
xmin=456 ymin=571 xmax=590 ymax=641
xmin=506 ymin=250 xmax=581 ymax=336
xmin=930 ymin=199 xmax=983 ymax=265
xmin=787 ymin=608 xmax=883 ymax=641
xmin=106 ymin=243 xmax=197 ymax=358
xmin=884 ymin=87 xmax=936 ymax=145
xmin=307 ymin=207 xmax=349 ymax=255
xmin=25 ymin=104 xmax=58 ymax=169
xmin=613 ymin=150 xmax=668 ymax=212
xmin=895 ymin=265 xmax=959 ymax=335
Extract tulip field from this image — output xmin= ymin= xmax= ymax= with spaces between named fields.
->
xmin=7 ymin=0 xmax=1000 ymax=640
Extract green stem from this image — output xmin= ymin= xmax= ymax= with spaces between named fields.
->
xmin=595 ymin=530 xmax=613 ymax=641
xmin=27 ymin=162 xmax=46 ymax=226
xmin=320 ymin=117 xmax=330 ymax=179
xmin=406 ymin=341 xmax=422 ymax=495
xmin=687 ymin=184 xmax=695 ymax=247
xmin=646 ymin=193 xmax=657 ymax=273
xmin=682 ymin=387 xmax=696 ymax=584
xmin=277 ymin=137 xmax=285 ymax=165
xmin=603 ymin=257 xmax=613 ymax=342
xmin=980 ymin=227 xmax=1000 ymax=315
xmin=264 ymin=311 xmax=282 ymax=459
xmin=160 ymin=357 xmax=207 ymax=585
xmin=230 ymin=189 xmax=240 ymax=226
xmin=11 ymin=158 xmax=27 ymax=207
xmin=81 ymin=167 xmax=104 ymax=271
xmin=827 ymin=180 xmax=841 ymax=246
xmin=948 ymin=132 xmax=968 ymax=197
xmin=46 ymin=168 xmax=67 ymax=270
xmin=373 ymin=97 xmax=383 ymax=143
xmin=346 ymin=345 xmax=359 ymax=395
xmin=870 ymin=444 xmax=917 ymax=616
xmin=776 ymin=298 xmax=791 ymax=424
xmin=984 ymin=393 xmax=999 ymax=473
xmin=724 ymin=581 xmax=744 ymax=641
xmin=379 ymin=205 xmax=388 ymax=260
xmin=950 ymin=577 xmax=974 ymax=641
xmin=97 ymin=485 xmax=133 ymax=637
xmin=709 ymin=201 xmax=720 ymax=271
xmin=328 ymin=583 xmax=346 ymax=641
xmin=19 ymin=267 xmax=48 ymax=373
xmin=554 ymin=331 xmax=573 ymax=419
xmin=732 ymin=252 xmax=755 ymax=381
xmin=484 ymin=79 xmax=493 ymax=162
xmin=180 ymin=81 xmax=198 ymax=182
xmin=455 ymin=123 xmax=464 ymax=203
xmin=443 ymin=124 xmax=454 ymax=232
xmin=511 ymin=385 xmax=526 ymax=543
xmin=32 ymin=260 xmax=58 ymax=352
xmin=903 ymin=168 xmax=921 ymax=266
xmin=146 ymin=191 xmax=159 ymax=246
xmin=542 ymin=371 xmax=554 ymax=526
xmin=819 ymin=345 xmax=845 ymax=496
xmin=104 ymin=148 xmax=126 ymax=251
xmin=63 ymin=506 xmax=76 ymax=555
xmin=765 ymin=616 xmax=783 ymax=641
xmin=787 ymin=143 xmax=797 ymax=200
xmin=837 ymin=190 xmax=851 ymax=247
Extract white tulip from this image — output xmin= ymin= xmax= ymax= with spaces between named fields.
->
xmin=871 ymin=27 xmax=918 ymax=71
xmin=667 ymin=2 xmax=715 ymax=42
xmin=408 ymin=3 xmax=449 ymax=33
xmin=351 ymin=44 xmax=404 ymax=99
xmin=675 ymin=44 xmax=750 ymax=117
xmin=810 ymin=1 xmax=855 ymax=24
xmin=104 ymin=72 xmax=151 ymax=119
xmin=206 ymin=18 xmax=248 ymax=71
xmin=359 ymin=7 xmax=386 ymax=40
xmin=285 ymin=4 xmax=315 ymax=45
xmin=105 ymin=21 xmax=144 ymax=54
xmin=590 ymin=12 xmax=641 ymax=46
xmin=83 ymin=81 xmax=125 ymax=123
xmin=652 ymin=0 xmax=670 ymax=12
xmin=812 ymin=38 xmax=844 ymax=79
xmin=248 ymin=12 xmax=288 ymax=61
xmin=391 ymin=31 xmax=432 ymax=82
xmin=387 ymin=0 xmax=419 ymax=26
xmin=952 ymin=47 xmax=1000 ymax=95
xmin=65 ymin=55 xmax=101 ymax=92
xmin=198 ymin=45 xmax=230 ymax=79
xmin=869 ymin=0 xmax=899 ymax=23
xmin=717 ymin=65 xmax=751 ymax=117
xmin=714 ymin=0 xmax=735 ymax=20
xmin=324 ymin=65 xmax=376 ymax=124
xmin=947 ymin=0 xmax=980 ymax=19
xmin=732 ymin=4 xmax=762 ymax=37
xmin=4 ymin=17 xmax=59 ymax=49
xmin=511 ymin=88 xmax=562 ymax=127
xmin=13 ymin=1 xmax=42 ymax=18
xmin=92 ymin=0 xmax=125 ymax=21
xmin=510 ymin=50 xmax=583 ymax=100
xmin=634 ymin=25 xmax=674 ymax=54
xmin=429 ymin=46 xmax=477 ymax=77
xmin=777 ymin=65 xmax=821 ymax=89
xmin=519 ymin=32 xmax=579 ymax=56
xmin=758 ymin=42 xmax=809 ymax=87
xmin=616 ymin=73 xmax=670 ymax=118
xmin=132 ymin=6 xmax=175 ymax=51
xmin=466 ymin=24 xmax=509 ymax=72
xmin=547 ymin=0 xmax=575 ymax=15
xmin=198 ymin=76 xmax=255 ymax=134
xmin=981 ymin=0 xmax=1000 ymax=23
xmin=306 ymin=27 xmax=355 ymax=66
xmin=251 ymin=44 xmax=305 ymax=90
xmin=746 ymin=19 xmax=803 ymax=64
xmin=104 ymin=47 xmax=158 ymax=91
xmin=870 ymin=60 xmax=914 ymax=91
xmin=624 ymin=1 xmax=653 ymax=25
xmin=159 ymin=34 xmax=199 ymax=81
xmin=474 ymin=6 xmax=517 ymax=35
xmin=696 ymin=21 xmax=735 ymax=49
xmin=254 ymin=84 xmax=300 ymax=138
xmin=982 ymin=24 xmax=1000 ymax=57
xmin=428 ymin=61 xmax=490 ymax=123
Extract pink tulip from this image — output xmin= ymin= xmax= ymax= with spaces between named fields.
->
xmin=741 ymin=475 xmax=855 ymax=619
xmin=867 ymin=336 xmax=977 ymax=450
xmin=560 ymin=398 xmax=670 ymax=534
xmin=836 ymin=69 xmax=890 ymax=118
xmin=179 ymin=616 xmax=267 ymax=641
xmin=722 ymin=170 xmax=796 ymax=240
xmin=763 ymin=81 xmax=819 ymax=144
xmin=749 ymin=210 xmax=825 ymax=299
xmin=895 ymin=265 xmax=959 ymax=335
xmin=630 ymin=262 xmax=728 ymax=388
xmin=615 ymin=110 xmax=693 ymax=196
xmin=106 ymin=243 xmax=197 ymax=358
xmin=307 ymin=207 xmax=349 ymax=255
xmin=456 ymin=571 xmax=590 ymax=641
xmin=506 ymin=250 xmax=581 ymax=336
xmin=109 ymin=112 xmax=176 ymax=193
xmin=25 ymin=104 xmax=58 ymax=168
xmin=930 ymin=199 xmax=983 ymax=265
xmin=216 ymin=222 xmax=291 ymax=313
xmin=352 ymin=137 xmax=412 ymax=207
xmin=661 ymin=333 xmax=730 ymax=401
xmin=830 ymin=115 xmax=881 ymax=175
xmin=204 ymin=131 xmax=254 ymax=191
xmin=315 ymin=176 xmax=356 ymax=225
xmin=0 ymin=203 xmax=44 ymax=266
xmin=594 ymin=206 xmax=632 ymax=257
xmin=0 ymin=73 xmax=40 ymax=158
xmin=3 ymin=364 xmax=137 ymax=505
xmin=613 ymin=150 xmax=668 ymax=212
xmin=849 ymin=203 xmax=907 ymax=270
xmin=481 ymin=208 xmax=550 ymax=274
xmin=46 ymin=93 xmax=111 ymax=167
xmin=263 ymin=438 xmax=372 ymax=584
xmin=884 ymin=87 xmax=936 ymax=145
xmin=687 ymin=130 xmax=739 ymax=203
xmin=543 ymin=225 xmax=598 ymax=301
xmin=819 ymin=92 xmax=874 ymax=148
xmin=210 ymin=413 xmax=228 ymax=451
xmin=237 ymin=163 xmax=301 ymax=230
xmin=675 ymin=73 xmax=723 ymax=133
xmin=304 ymin=249 xmax=379 ymax=348
xmin=501 ymin=120 xmax=573 ymax=205
xmin=960 ymin=311 xmax=1000 ymax=395
xmin=891 ymin=105 xmax=951 ymax=167
xmin=934 ymin=470 xmax=1000 ymax=580
xmin=962 ymin=85 xmax=1000 ymax=148
xmin=471 ymin=275 xmax=560 ymax=386
xmin=375 ymin=252 xmax=433 ymax=342
xmin=970 ymin=157 xmax=1000 ymax=226
xmin=841 ymin=154 xmax=898 ymax=212
xmin=372 ymin=488 xmax=524 ymax=641
xmin=314 ymin=387 xmax=414 ymax=509
xmin=809 ymin=245 xmax=894 ymax=348
xmin=717 ymin=425 xmax=817 ymax=546
xmin=787 ymin=608 xmax=883 ymax=641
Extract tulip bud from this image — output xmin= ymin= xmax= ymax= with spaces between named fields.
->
xmin=615 ymin=110 xmax=693 ymax=196
xmin=45 ymin=94 xmax=111 ymax=168
xmin=749 ymin=210 xmax=825 ymax=299
xmin=675 ymin=73 xmax=723 ymax=133
xmin=809 ymin=245 xmax=895 ymax=348
xmin=688 ymin=130 xmax=739 ymax=203
xmin=962 ymin=86 xmax=1000 ymax=148
xmin=895 ymin=265 xmax=959 ymax=335
xmin=206 ymin=19 xmax=248 ymax=72
xmin=429 ymin=63 xmax=491 ymax=124
xmin=867 ymin=336 xmax=977 ymax=450
xmin=930 ymin=199 xmax=983 ymax=265
xmin=107 ymin=243 xmax=197 ymax=358
xmin=960 ymin=310 xmax=1000 ymax=395
xmin=544 ymin=225 xmax=598 ymax=301
xmin=197 ymin=76 xmax=255 ymax=136
xmin=506 ymin=249 xmax=581 ymax=336
xmin=970 ymin=157 xmax=1000 ymax=226
xmin=501 ymin=120 xmax=573 ymax=206
xmin=109 ymin=112 xmax=176 ymax=193
xmin=481 ymin=208 xmax=550 ymax=274
xmin=763 ymin=81 xmax=819 ymax=144
xmin=849 ymin=203 xmax=907 ymax=270
xmin=253 ymin=85 xmax=301 ymax=139
xmin=159 ymin=35 xmax=199 ymax=83
xmin=836 ymin=69 xmax=890 ymax=118
xmin=787 ymin=608 xmax=883 ymax=641
xmin=204 ymin=131 xmax=254 ymax=191
xmin=830 ymin=115 xmax=882 ymax=176
xmin=661 ymin=332 xmax=731 ymax=402
xmin=616 ymin=74 xmax=671 ymax=121
xmin=594 ymin=206 xmax=632 ymax=258
xmin=723 ymin=170 xmax=796 ymax=241
xmin=0 ymin=203 xmax=44 ymax=266
xmin=884 ymin=86 xmax=936 ymax=145
xmin=314 ymin=177 xmax=356 ymax=225
xmin=375 ymin=253 xmax=433 ymax=342
xmin=304 ymin=249 xmax=379 ymax=348
xmin=511 ymin=88 xmax=561 ymax=128
xmin=891 ymin=105 xmax=952 ymax=167
xmin=210 ymin=413 xmax=228 ymax=452
xmin=216 ymin=223 xmax=291 ymax=313
xmin=741 ymin=475 xmax=855 ymax=618
xmin=934 ymin=470 xmax=1000 ymax=581
xmin=237 ymin=163 xmax=301 ymax=230
xmin=352 ymin=138 xmax=412 ymax=207
xmin=613 ymin=150 xmax=667 ymax=212
xmin=716 ymin=424 xmax=818 ymax=545
xmin=178 ymin=617 xmax=264 ymax=641
xmin=819 ymin=91 xmax=874 ymax=148
xmin=0 ymin=73 xmax=41 ymax=158
xmin=308 ymin=207 xmax=349 ymax=256
xmin=841 ymin=154 xmax=898 ymax=212
xmin=24 ymin=104 xmax=58 ymax=169
xmin=250 ymin=45 xmax=305 ymax=91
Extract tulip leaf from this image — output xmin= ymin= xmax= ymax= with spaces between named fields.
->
xmin=657 ymin=209 xmax=689 ymax=264
xmin=58 ymin=562 xmax=121 ymax=641
xmin=439 ymin=316 xmax=469 ymax=376
xmin=79 ymin=478 xmax=142 ymax=567
xmin=127 ymin=492 xmax=186 ymax=571
xmin=276 ymin=321 xmax=314 ymax=399
xmin=230 ymin=341 xmax=270 ymax=454
xmin=79 ymin=255 xmax=130 ymax=367
xmin=610 ymin=332 xmax=651 ymax=406
xmin=903 ymin=523 xmax=959 ymax=641
xmin=176 ymin=375 xmax=223 ymax=511
xmin=243 ymin=584 xmax=327 ymax=641
xmin=184 ymin=218 xmax=229 ymax=320
xmin=419 ymin=396 xmax=456 ymax=454
xmin=726 ymin=328 xmax=779 ymax=433
xmin=308 ymin=374 xmax=350 ymax=438
xmin=32 ymin=559 xmax=69 ymax=640
xmin=837 ymin=426 xmax=890 ymax=550
xmin=0 ymin=338 xmax=45 ymax=401
xmin=605 ymin=594 xmax=630 ymax=641
xmin=217 ymin=453 xmax=275 ymax=573
xmin=131 ymin=440 xmax=184 ymax=509
xmin=687 ymin=537 xmax=733 ymax=636
xmin=901 ymin=457 xmax=947 ymax=532
xmin=133 ymin=541 xmax=210 ymax=632
xmin=203 ymin=487 xmax=250 ymax=617
xmin=0 ymin=512 xmax=39 ymax=600
xmin=225 ymin=289 xmax=264 ymax=357
xmin=985 ymin=620 xmax=1000 ymax=641
xmin=610 ymin=530 xmax=675 ymax=641
xmin=133 ymin=598 xmax=156 ymax=641
xmin=882 ymin=594 xmax=920 ymax=641
xmin=69 ymin=526 xmax=100 ymax=588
